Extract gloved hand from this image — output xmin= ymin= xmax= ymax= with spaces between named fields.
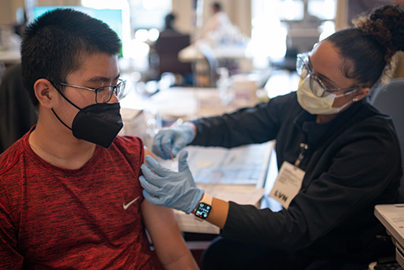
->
xmin=152 ymin=124 xmax=195 ymax=160
xmin=139 ymin=150 xmax=204 ymax=214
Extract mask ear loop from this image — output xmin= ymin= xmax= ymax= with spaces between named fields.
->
xmin=49 ymin=82 xmax=82 ymax=131
xmin=328 ymin=88 xmax=358 ymax=99
xmin=51 ymin=83 xmax=83 ymax=111
xmin=52 ymin=109 xmax=73 ymax=131
xmin=327 ymin=89 xmax=360 ymax=112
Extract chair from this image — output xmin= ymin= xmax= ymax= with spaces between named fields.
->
xmin=0 ymin=63 xmax=37 ymax=153
xmin=370 ymin=78 xmax=404 ymax=198
xmin=271 ymin=47 xmax=299 ymax=72
xmin=369 ymin=78 xmax=404 ymax=270
xmin=194 ymin=44 xmax=219 ymax=87
xmin=154 ymin=33 xmax=193 ymax=76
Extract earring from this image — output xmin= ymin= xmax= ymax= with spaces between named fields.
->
xmin=353 ymin=97 xmax=358 ymax=102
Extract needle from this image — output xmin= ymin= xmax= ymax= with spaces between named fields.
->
xmin=170 ymin=152 xmax=175 ymax=171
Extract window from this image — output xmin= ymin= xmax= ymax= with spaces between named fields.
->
xmin=251 ymin=0 xmax=336 ymax=65
xmin=80 ymin=0 xmax=131 ymax=58
xmin=128 ymin=0 xmax=171 ymax=30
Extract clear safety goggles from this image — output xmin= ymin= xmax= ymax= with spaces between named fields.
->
xmin=296 ymin=52 xmax=360 ymax=97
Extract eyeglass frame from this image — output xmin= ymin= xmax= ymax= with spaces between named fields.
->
xmin=49 ymin=79 xmax=126 ymax=103
xmin=296 ymin=52 xmax=363 ymax=97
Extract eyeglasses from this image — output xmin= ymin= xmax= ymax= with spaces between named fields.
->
xmin=51 ymin=79 xmax=126 ymax=103
xmin=296 ymin=52 xmax=360 ymax=97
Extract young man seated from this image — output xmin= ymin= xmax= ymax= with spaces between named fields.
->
xmin=0 ymin=8 xmax=198 ymax=269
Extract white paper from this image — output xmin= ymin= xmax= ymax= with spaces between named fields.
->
xmin=186 ymin=142 xmax=273 ymax=185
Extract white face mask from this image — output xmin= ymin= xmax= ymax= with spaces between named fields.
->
xmin=297 ymin=77 xmax=354 ymax=115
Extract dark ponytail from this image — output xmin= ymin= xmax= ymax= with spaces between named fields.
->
xmin=325 ymin=5 xmax=404 ymax=87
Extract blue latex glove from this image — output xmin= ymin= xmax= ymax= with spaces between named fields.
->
xmin=139 ymin=150 xmax=204 ymax=214
xmin=152 ymin=124 xmax=195 ymax=160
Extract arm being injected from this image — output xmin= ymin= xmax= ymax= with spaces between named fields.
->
xmin=140 ymin=123 xmax=230 ymax=228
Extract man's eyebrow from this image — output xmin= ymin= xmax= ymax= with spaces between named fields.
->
xmin=87 ymin=74 xmax=120 ymax=83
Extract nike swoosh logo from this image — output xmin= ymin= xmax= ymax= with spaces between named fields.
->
xmin=123 ymin=196 xmax=140 ymax=210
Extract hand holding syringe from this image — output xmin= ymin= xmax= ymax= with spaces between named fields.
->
xmin=139 ymin=150 xmax=204 ymax=214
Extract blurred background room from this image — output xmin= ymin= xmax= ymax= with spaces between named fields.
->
xmin=1 ymin=1 xmax=404 ymax=268
xmin=2 ymin=0 xmax=403 ymax=162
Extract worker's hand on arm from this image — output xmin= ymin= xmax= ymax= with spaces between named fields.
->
xmin=152 ymin=124 xmax=195 ymax=159
xmin=139 ymin=150 xmax=204 ymax=214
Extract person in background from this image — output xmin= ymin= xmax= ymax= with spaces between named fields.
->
xmin=197 ymin=2 xmax=240 ymax=45
xmin=160 ymin=13 xmax=182 ymax=37
xmin=154 ymin=13 xmax=193 ymax=86
xmin=140 ymin=5 xmax=404 ymax=270
xmin=0 ymin=8 xmax=198 ymax=270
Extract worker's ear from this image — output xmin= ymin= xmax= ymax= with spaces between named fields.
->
xmin=353 ymin=87 xmax=370 ymax=102
xmin=34 ymin=79 xmax=57 ymax=108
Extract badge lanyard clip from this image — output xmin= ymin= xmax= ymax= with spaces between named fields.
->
xmin=295 ymin=143 xmax=308 ymax=167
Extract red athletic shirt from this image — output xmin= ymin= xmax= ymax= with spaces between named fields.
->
xmin=0 ymin=127 xmax=153 ymax=269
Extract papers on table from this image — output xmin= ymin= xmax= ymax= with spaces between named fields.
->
xmin=187 ymin=142 xmax=273 ymax=186
xmin=375 ymin=204 xmax=404 ymax=268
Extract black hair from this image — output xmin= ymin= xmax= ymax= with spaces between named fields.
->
xmin=165 ymin=13 xmax=176 ymax=30
xmin=21 ymin=8 xmax=122 ymax=107
xmin=325 ymin=5 xmax=404 ymax=88
xmin=213 ymin=2 xmax=222 ymax=12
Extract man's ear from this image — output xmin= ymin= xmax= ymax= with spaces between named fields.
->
xmin=34 ymin=79 xmax=56 ymax=108
xmin=353 ymin=87 xmax=370 ymax=102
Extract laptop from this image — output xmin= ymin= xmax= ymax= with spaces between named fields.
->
xmin=375 ymin=204 xmax=404 ymax=268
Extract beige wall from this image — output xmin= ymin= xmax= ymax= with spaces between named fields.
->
xmin=0 ymin=0 xmax=81 ymax=25
xmin=220 ymin=0 xmax=252 ymax=37
xmin=36 ymin=0 xmax=80 ymax=6
xmin=335 ymin=0 xmax=349 ymax=31
xmin=0 ymin=0 xmax=25 ymax=25
xmin=171 ymin=0 xmax=193 ymax=34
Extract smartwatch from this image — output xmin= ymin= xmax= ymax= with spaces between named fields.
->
xmin=194 ymin=193 xmax=213 ymax=221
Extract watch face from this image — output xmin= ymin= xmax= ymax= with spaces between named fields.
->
xmin=195 ymin=202 xmax=211 ymax=219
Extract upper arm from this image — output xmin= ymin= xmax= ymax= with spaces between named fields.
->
xmin=0 ymin=201 xmax=23 ymax=269
xmin=141 ymin=147 xmax=198 ymax=269
xmin=141 ymin=200 xmax=198 ymax=269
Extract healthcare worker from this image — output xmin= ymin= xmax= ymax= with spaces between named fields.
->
xmin=140 ymin=5 xmax=404 ymax=270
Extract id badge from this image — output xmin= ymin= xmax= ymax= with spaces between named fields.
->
xmin=268 ymin=161 xmax=305 ymax=209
